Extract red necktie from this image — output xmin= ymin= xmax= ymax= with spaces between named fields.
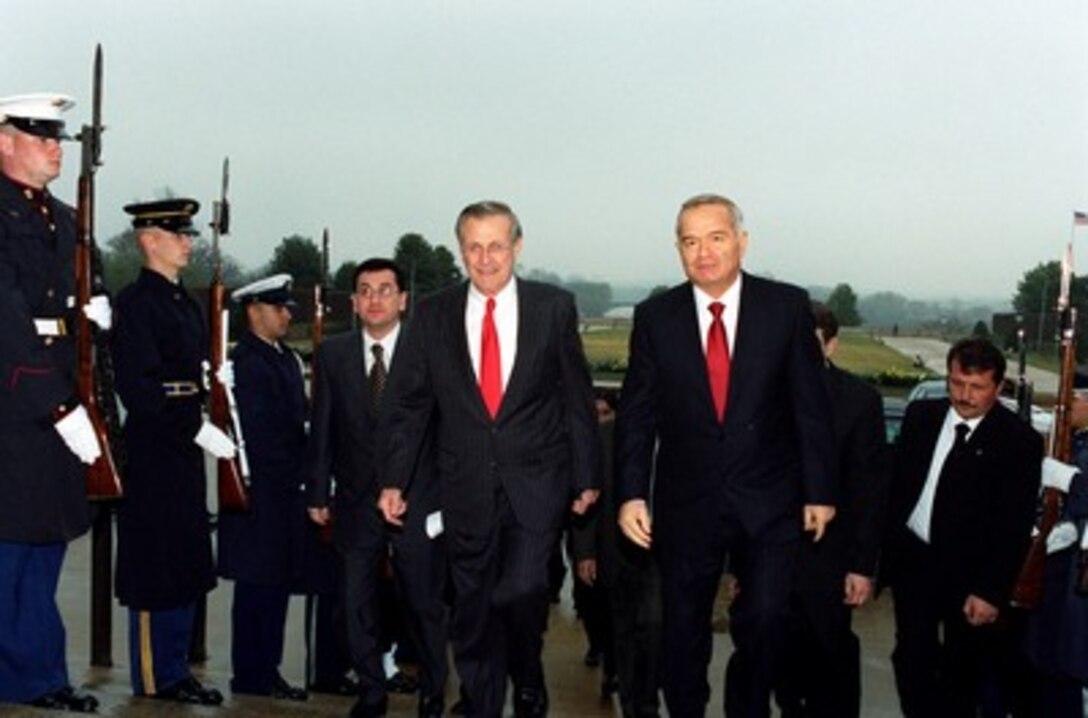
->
xmin=479 ymin=297 xmax=503 ymax=419
xmin=707 ymin=302 xmax=731 ymax=422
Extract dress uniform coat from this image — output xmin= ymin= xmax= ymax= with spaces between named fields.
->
xmin=0 ymin=174 xmax=87 ymax=544
xmin=113 ymin=267 xmax=215 ymax=610
xmin=0 ymin=172 xmax=90 ymax=704
xmin=218 ymin=329 xmax=321 ymax=588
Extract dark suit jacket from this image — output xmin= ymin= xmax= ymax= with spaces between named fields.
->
xmin=884 ymin=397 xmax=1041 ymax=607
xmin=306 ymin=327 xmax=436 ymax=548
xmin=616 ymin=274 xmax=836 ymax=545
xmin=822 ymin=363 xmax=888 ymax=578
xmin=379 ymin=279 xmax=599 ymax=536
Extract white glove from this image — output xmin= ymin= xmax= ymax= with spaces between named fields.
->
xmin=194 ymin=421 xmax=237 ymax=460
xmin=215 ymin=359 xmax=235 ymax=390
xmin=55 ymin=405 xmax=101 ymax=465
xmin=82 ymin=295 xmax=112 ymax=331
xmin=1042 ymin=457 xmax=1078 ymax=494
xmin=1047 ymin=521 xmax=1079 ymax=554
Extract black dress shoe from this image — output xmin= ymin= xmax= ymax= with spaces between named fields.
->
xmin=28 ymin=686 xmax=99 ymax=713
xmin=271 ymin=675 xmax=308 ymax=701
xmin=308 ymin=674 xmax=360 ymax=696
xmin=514 ymin=686 xmax=549 ymax=718
xmin=385 ymin=670 xmax=419 ymax=694
xmin=418 ymin=694 xmax=444 ymax=718
xmin=349 ymin=696 xmax=388 ymax=717
xmin=154 ymin=676 xmax=224 ymax=705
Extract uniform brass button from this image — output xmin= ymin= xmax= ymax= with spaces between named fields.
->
xmin=46 ymin=289 xmax=55 ymax=298
xmin=44 ymin=337 xmax=54 ymax=346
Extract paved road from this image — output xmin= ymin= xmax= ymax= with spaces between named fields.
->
xmin=880 ymin=336 xmax=1059 ymax=395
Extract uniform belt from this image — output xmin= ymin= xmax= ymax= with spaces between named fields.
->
xmin=34 ymin=318 xmax=67 ymax=337
xmin=162 ymin=381 xmax=200 ymax=398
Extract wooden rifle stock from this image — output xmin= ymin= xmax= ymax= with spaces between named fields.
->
xmin=1011 ymin=305 xmax=1077 ymax=608
xmin=75 ymin=45 xmax=123 ymax=500
xmin=312 ymin=228 xmax=332 ymax=543
xmin=208 ymin=159 xmax=248 ymax=512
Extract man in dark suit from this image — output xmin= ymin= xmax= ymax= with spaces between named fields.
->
xmin=378 ymin=200 xmax=600 ymax=718
xmin=616 ymin=193 xmax=837 ymax=718
xmin=775 ymin=302 xmax=889 ymax=718
xmin=884 ymin=338 xmax=1041 ymax=717
xmin=307 ymin=258 xmax=448 ymax=718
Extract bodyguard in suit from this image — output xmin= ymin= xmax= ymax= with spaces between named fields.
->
xmin=307 ymin=257 xmax=448 ymax=718
xmin=884 ymin=338 xmax=1041 ymax=717
xmin=775 ymin=302 xmax=889 ymax=718
xmin=216 ymin=274 xmax=309 ymax=701
xmin=378 ymin=200 xmax=601 ymax=718
xmin=0 ymin=94 xmax=101 ymax=712
xmin=616 ymin=193 xmax=836 ymax=718
xmin=113 ymin=199 xmax=235 ymax=705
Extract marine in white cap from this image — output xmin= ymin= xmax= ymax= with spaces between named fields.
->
xmin=0 ymin=91 xmax=101 ymax=712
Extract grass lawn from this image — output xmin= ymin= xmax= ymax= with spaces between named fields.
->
xmin=580 ymin=324 xmax=924 ymax=392
xmin=832 ymin=330 xmax=919 ymax=375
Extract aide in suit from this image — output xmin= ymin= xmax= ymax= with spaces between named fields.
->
xmin=884 ymin=338 xmax=1041 ymax=717
xmin=616 ymin=194 xmax=837 ymax=718
xmin=775 ymin=302 xmax=889 ymax=718
xmin=378 ymin=200 xmax=600 ymax=718
xmin=307 ymin=258 xmax=448 ymax=718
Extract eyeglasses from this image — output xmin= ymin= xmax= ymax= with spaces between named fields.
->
xmin=356 ymin=284 xmax=400 ymax=300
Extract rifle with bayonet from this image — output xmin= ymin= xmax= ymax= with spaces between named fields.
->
xmin=312 ymin=228 xmax=329 ymax=367
xmin=75 ymin=44 xmax=123 ymax=500
xmin=1011 ymin=251 xmax=1075 ymax=608
xmin=208 ymin=158 xmax=249 ymax=512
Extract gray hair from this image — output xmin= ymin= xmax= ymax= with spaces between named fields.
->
xmin=455 ymin=200 xmax=523 ymax=244
xmin=676 ymin=193 xmax=745 ymax=236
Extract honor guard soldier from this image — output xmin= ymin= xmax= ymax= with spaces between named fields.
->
xmin=216 ymin=274 xmax=311 ymax=701
xmin=0 ymin=94 xmax=103 ymax=713
xmin=112 ymin=198 xmax=234 ymax=705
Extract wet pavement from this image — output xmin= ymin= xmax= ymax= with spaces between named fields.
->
xmin=1 ymin=531 xmax=905 ymax=717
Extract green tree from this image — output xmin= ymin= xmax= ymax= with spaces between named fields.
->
xmin=972 ymin=320 xmax=991 ymax=338
xmin=648 ymin=285 xmax=670 ymax=298
xmin=185 ymin=237 xmax=245 ymax=288
xmin=268 ymin=235 xmax=324 ymax=288
xmin=99 ymin=229 xmax=244 ymax=291
xmin=565 ymin=280 xmax=612 ymax=318
xmin=393 ymin=233 xmax=463 ymax=297
xmin=100 ymin=229 xmax=143 ymax=292
xmin=1012 ymin=261 xmax=1088 ymax=316
xmin=826 ymin=283 xmax=862 ymax=326
xmin=332 ymin=260 xmax=359 ymax=291
xmin=524 ymin=267 xmax=563 ymax=286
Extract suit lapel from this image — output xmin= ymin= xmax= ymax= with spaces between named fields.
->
xmin=447 ymin=283 xmax=491 ymax=422
xmin=499 ymin=278 xmax=536 ymax=420
xmin=668 ymin=285 xmax=718 ymax=423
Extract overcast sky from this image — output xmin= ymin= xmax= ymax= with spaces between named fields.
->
xmin=6 ymin=1 xmax=1087 ymax=301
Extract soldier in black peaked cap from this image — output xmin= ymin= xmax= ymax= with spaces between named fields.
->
xmin=112 ymin=198 xmax=234 ymax=705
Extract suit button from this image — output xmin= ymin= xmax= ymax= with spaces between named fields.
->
xmin=44 ymin=337 xmax=54 ymax=346
xmin=489 ymin=461 xmax=498 ymax=470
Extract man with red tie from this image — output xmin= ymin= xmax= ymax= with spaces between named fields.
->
xmin=379 ymin=200 xmax=600 ymax=718
xmin=617 ymin=193 xmax=836 ymax=717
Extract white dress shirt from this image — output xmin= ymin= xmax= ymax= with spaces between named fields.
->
xmin=906 ymin=407 xmax=982 ymax=543
xmin=466 ymin=278 xmax=518 ymax=390
xmin=363 ymin=322 xmax=400 ymax=373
